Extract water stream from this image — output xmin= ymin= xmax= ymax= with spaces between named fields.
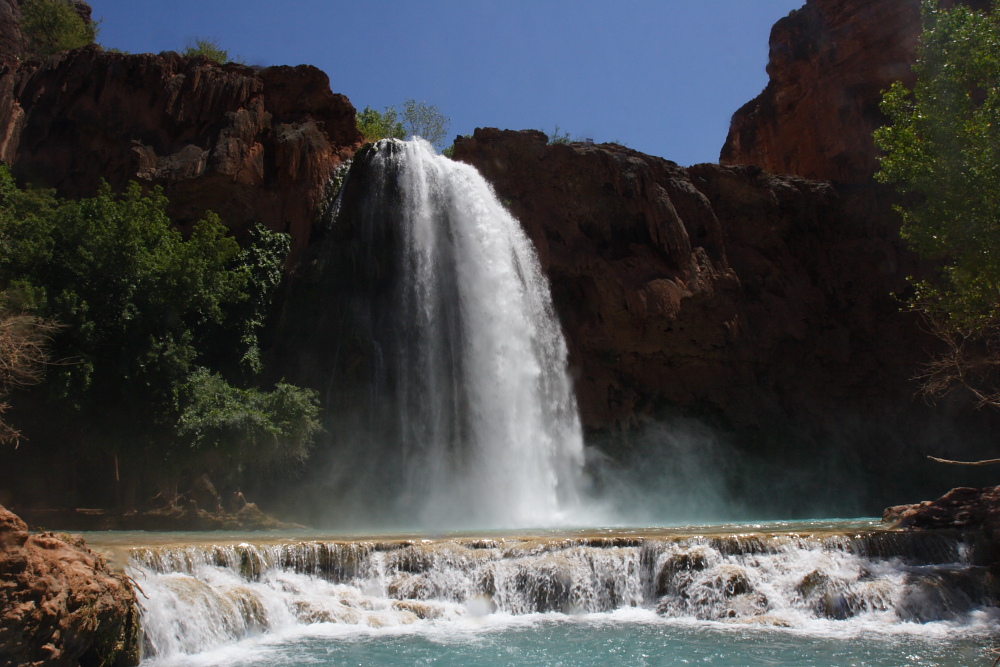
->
xmin=112 ymin=522 xmax=997 ymax=665
xmin=308 ymin=138 xmax=584 ymax=529
xmin=122 ymin=142 xmax=999 ymax=664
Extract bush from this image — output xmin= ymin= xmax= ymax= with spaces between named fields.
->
xmin=20 ymin=0 xmax=97 ymax=58
xmin=182 ymin=36 xmax=244 ymax=65
xmin=358 ymin=100 xmax=452 ymax=150
xmin=0 ymin=168 xmax=315 ymax=492
xmin=357 ymin=105 xmax=406 ymax=143
xmin=177 ymin=368 xmax=320 ymax=482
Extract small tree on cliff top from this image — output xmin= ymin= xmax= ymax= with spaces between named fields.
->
xmin=182 ymin=37 xmax=245 ymax=65
xmin=20 ymin=0 xmax=97 ymax=59
xmin=876 ymin=1 xmax=1000 ymax=451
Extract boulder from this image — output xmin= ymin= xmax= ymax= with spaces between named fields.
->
xmin=0 ymin=504 xmax=139 ymax=667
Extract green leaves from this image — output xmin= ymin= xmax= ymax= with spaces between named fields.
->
xmin=357 ymin=105 xmax=406 ymax=144
xmin=875 ymin=0 xmax=1000 ymax=333
xmin=181 ymin=37 xmax=246 ymax=65
xmin=177 ymin=368 xmax=320 ymax=481
xmin=357 ymin=100 xmax=452 ymax=150
xmin=0 ymin=169 xmax=316 ymax=488
xmin=20 ymin=0 xmax=98 ymax=59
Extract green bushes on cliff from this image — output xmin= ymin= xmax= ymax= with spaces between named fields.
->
xmin=182 ymin=36 xmax=245 ymax=65
xmin=0 ymin=168 xmax=319 ymax=498
xmin=20 ymin=0 xmax=97 ymax=58
xmin=357 ymin=100 xmax=451 ymax=149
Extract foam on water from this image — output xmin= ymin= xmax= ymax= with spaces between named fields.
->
xmin=126 ymin=525 xmax=1000 ymax=665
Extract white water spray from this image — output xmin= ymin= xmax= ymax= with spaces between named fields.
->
xmin=328 ymin=139 xmax=585 ymax=528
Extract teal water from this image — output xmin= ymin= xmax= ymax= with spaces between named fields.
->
xmin=87 ymin=521 xmax=999 ymax=667
xmin=139 ymin=614 xmax=993 ymax=667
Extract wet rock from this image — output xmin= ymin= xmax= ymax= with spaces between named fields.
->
xmin=0 ymin=504 xmax=139 ymax=667
xmin=391 ymin=599 xmax=445 ymax=620
xmin=894 ymin=566 xmax=1000 ymax=623
xmin=655 ymin=547 xmax=711 ymax=597
xmin=884 ymin=486 xmax=1000 ymax=563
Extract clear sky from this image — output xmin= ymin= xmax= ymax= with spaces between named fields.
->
xmin=87 ymin=1 xmax=804 ymax=166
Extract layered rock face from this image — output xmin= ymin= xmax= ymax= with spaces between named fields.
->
xmin=0 ymin=44 xmax=363 ymax=257
xmin=453 ymin=129 xmax=997 ymax=483
xmin=0 ymin=505 xmax=139 ymax=667
xmin=720 ymin=0 xmax=989 ymax=183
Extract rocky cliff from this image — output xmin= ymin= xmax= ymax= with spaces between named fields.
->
xmin=720 ymin=0 xmax=989 ymax=183
xmin=452 ymin=128 xmax=997 ymax=490
xmin=0 ymin=43 xmax=362 ymax=258
xmin=0 ymin=505 xmax=139 ymax=667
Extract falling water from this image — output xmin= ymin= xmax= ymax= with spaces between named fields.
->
xmin=320 ymin=139 xmax=584 ymax=529
xmin=123 ymin=524 xmax=999 ymax=664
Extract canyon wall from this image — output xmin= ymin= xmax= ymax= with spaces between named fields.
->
xmin=720 ymin=0 xmax=989 ymax=183
xmin=451 ymin=128 xmax=997 ymax=490
xmin=0 ymin=42 xmax=362 ymax=257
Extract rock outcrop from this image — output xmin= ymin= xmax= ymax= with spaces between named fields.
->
xmin=451 ymin=129 xmax=998 ymax=495
xmin=720 ymin=0 xmax=989 ymax=184
xmin=0 ymin=44 xmax=363 ymax=258
xmin=884 ymin=485 xmax=1000 ymax=563
xmin=0 ymin=505 xmax=139 ymax=667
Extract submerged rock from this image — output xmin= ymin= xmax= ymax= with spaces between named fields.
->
xmin=0 ymin=504 xmax=139 ymax=667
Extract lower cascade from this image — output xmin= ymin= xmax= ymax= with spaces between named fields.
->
xmin=127 ymin=525 xmax=999 ymax=661
xmin=306 ymin=139 xmax=584 ymax=529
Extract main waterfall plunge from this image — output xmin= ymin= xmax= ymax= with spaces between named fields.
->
xmin=290 ymin=139 xmax=585 ymax=529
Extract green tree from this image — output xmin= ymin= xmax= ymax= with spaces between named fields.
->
xmin=402 ymin=99 xmax=451 ymax=149
xmin=358 ymin=101 xmax=452 ymax=150
xmin=0 ymin=170 xmax=318 ymax=498
xmin=357 ymin=105 xmax=406 ymax=143
xmin=182 ymin=36 xmax=244 ymax=65
xmin=177 ymin=368 xmax=320 ymax=484
xmin=20 ymin=0 xmax=97 ymax=58
xmin=875 ymin=0 xmax=1000 ymax=409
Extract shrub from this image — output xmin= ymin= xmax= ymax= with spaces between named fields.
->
xmin=182 ymin=36 xmax=244 ymax=64
xmin=20 ymin=0 xmax=97 ymax=58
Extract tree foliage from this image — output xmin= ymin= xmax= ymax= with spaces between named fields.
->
xmin=402 ymin=99 xmax=451 ymax=148
xmin=875 ymin=0 xmax=1000 ymax=407
xmin=357 ymin=105 xmax=406 ymax=144
xmin=20 ymin=0 xmax=97 ymax=58
xmin=177 ymin=368 xmax=320 ymax=483
xmin=182 ymin=36 xmax=244 ymax=65
xmin=0 ymin=168 xmax=318 ymax=488
xmin=357 ymin=100 xmax=451 ymax=149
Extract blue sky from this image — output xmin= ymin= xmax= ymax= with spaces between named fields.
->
xmin=88 ymin=1 xmax=803 ymax=166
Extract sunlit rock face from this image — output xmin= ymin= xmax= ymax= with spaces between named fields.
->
xmin=453 ymin=128 xmax=1000 ymax=504
xmin=0 ymin=505 xmax=139 ymax=667
xmin=0 ymin=45 xmax=362 ymax=259
xmin=720 ymin=0 xmax=991 ymax=184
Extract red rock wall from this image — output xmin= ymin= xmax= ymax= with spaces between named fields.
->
xmin=720 ymin=0 xmax=925 ymax=183
xmin=721 ymin=0 xmax=992 ymax=184
xmin=0 ymin=45 xmax=363 ymax=258
xmin=453 ymin=129 xmax=990 ymax=460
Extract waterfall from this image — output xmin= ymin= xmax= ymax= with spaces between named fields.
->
xmin=314 ymin=139 xmax=585 ymax=529
xmin=128 ymin=526 xmax=998 ymax=661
